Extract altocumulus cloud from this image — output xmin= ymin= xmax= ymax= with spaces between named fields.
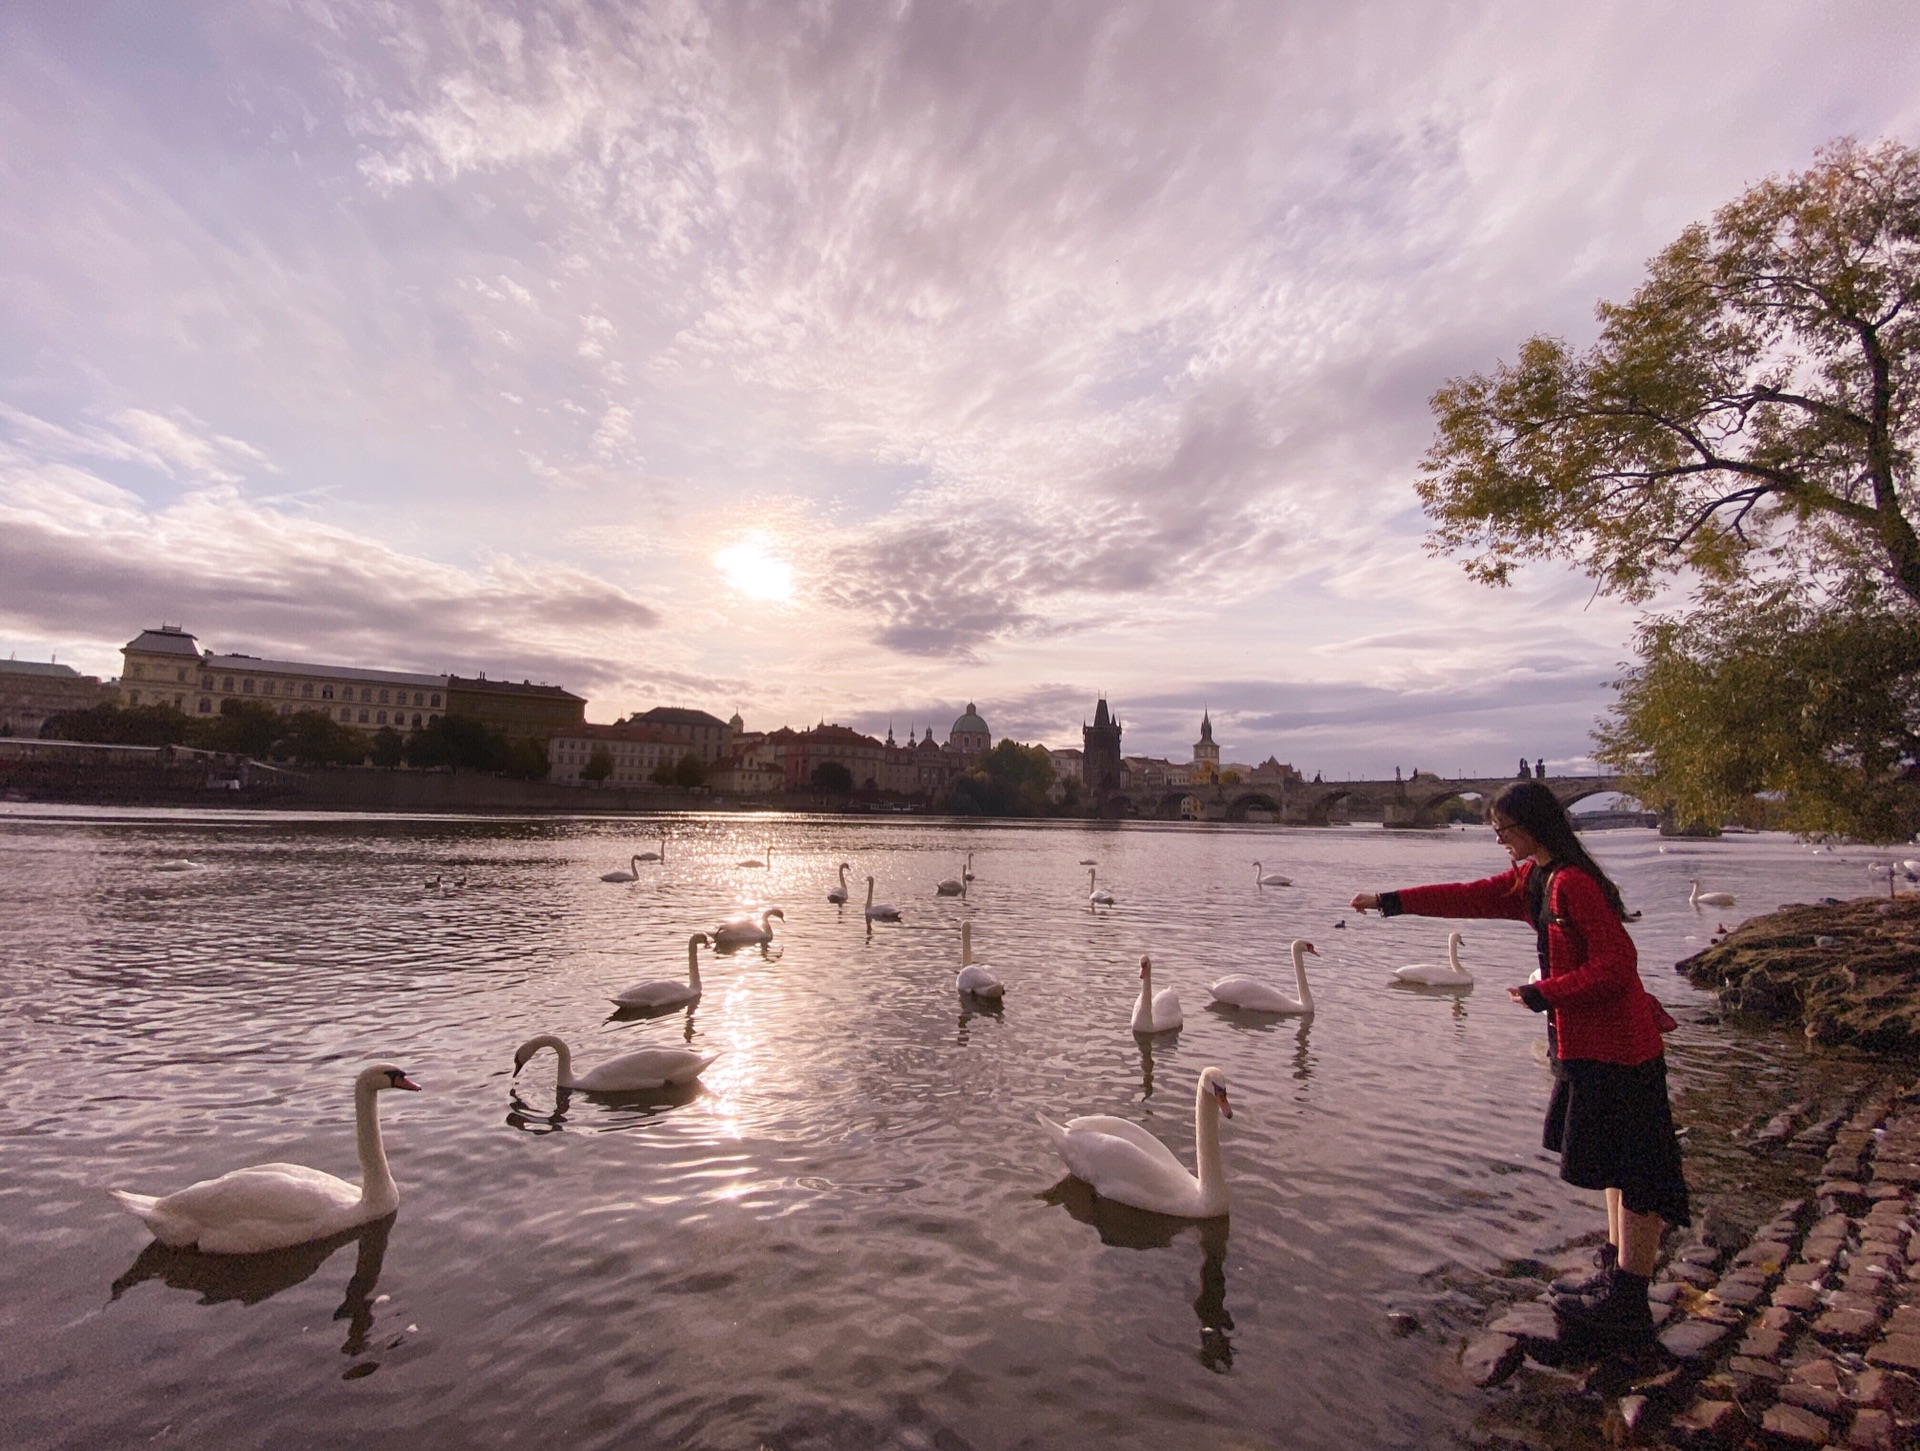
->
xmin=0 ymin=408 xmax=660 ymax=690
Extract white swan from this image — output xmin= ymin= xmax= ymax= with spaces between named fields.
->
xmin=1253 ymin=861 xmax=1292 ymax=887
xmin=110 ymin=1065 xmax=421 ymax=1254
xmin=737 ymin=844 xmax=772 ymax=869
xmin=956 ymin=921 xmax=1004 ymax=999
xmin=963 ymin=851 xmax=976 ymax=882
xmin=864 ymin=876 xmax=901 ymax=922
xmin=936 ymin=864 xmax=966 ymax=896
xmin=713 ymin=907 xmax=783 ymax=947
xmin=1040 ymin=1066 xmax=1233 ymax=1219
xmin=1211 ymin=938 xmax=1317 ymax=1013
xmin=1089 ymin=867 xmax=1115 ymax=907
xmin=154 ymin=859 xmax=198 ymax=872
xmin=600 ymin=854 xmax=643 ymax=883
xmin=1391 ymin=931 xmax=1472 ymax=989
xmin=513 ymin=1035 xmax=715 ymax=1092
xmin=827 ymin=862 xmax=852 ymax=904
xmin=611 ymin=933 xmax=710 ymax=1009
xmin=636 ymin=833 xmax=667 ymax=863
xmin=1131 ymin=954 xmax=1183 ymax=1033
xmin=1689 ymin=878 xmax=1736 ymax=908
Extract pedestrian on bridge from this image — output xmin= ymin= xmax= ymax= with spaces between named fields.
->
xmin=1348 ymin=778 xmax=1686 ymax=1350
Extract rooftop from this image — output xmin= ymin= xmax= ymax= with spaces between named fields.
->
xmin=124 ymin=626 xmax=200 ymax=657
xmin=632 ymin=706 xmax=731 ymax=728
xmin=448 ymin=675 xmax=584 ymax=702
xmin=202 ymin=652 xmax=447 ymax=689
xmin=0 ymin=659 xmax=90 ymax=680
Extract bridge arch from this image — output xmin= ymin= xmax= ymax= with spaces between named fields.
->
xmin=1225 ymin=791 xmax=1284 ymax=823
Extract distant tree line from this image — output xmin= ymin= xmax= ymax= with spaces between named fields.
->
xmin=935 ymin=741 xmax=1062 ymax=816
xmin=41 ymin=699 xmax=551 ymax=778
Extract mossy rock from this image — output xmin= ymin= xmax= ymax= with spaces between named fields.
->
xmin=1676 ymin=896 xmax=1920 ymax=1049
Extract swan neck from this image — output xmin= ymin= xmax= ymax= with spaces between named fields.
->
xmin=1293 ymin=944 xmax=1313 ymax=1009
xmin=1448 ymin=937 xmax=1462 ymax=973
xmin=688 ymin=939 xmax=702 ymax=990
xmin=355 ymin=1079 xmax=397 ymax=1210
xmin=1194 ymin=1081 xmax=1226 ymax=1209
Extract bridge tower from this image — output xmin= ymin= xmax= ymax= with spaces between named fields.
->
xmin=1192 ymin=709 xmax=1220 ymax=785
xmin=1083 ymin=697 xmax=1123 ymax=811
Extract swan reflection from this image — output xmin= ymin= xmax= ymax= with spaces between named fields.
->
xmin=1291 ymin=1018 xmax=1315 ymax=1084
xmin=955 ymin=995 xmax=1004 ymax=1044
xmin=506 ymin=1080 xmax=705 ymax=1132
xmin=1136 ymin=1031 xmax=1182 ymax=1102
xmin=1042 ymin=1177 xmax=1233 ymax=1371
xmin=608 ymin=1002 xmax=701 ymax=1043
xmin=111 ymin=1213 xmax=395 ymax=1359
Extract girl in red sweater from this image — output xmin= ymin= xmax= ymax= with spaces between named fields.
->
xmin=1351 ymin=780 xmax=1688 ymax=1346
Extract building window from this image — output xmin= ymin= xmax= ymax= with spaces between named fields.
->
xmin=302 ymin=683 xmax=313 ymax=697
xmin=430 ymin=693 xmax=441 ymax=707
xmin=321 ymin=685 xmax=334 ymax=700
xmin=201 ymin=675 xmax=212 ymax=689
xmin=177 ymin=668 xmax=187 ymax=683
xmin=243 ymin=679 xmax=255 ymax=694
xmin=376 ymin=710 xmax=388 ymax=724
xmin=262 ymin=680 xmax=275 ymax=695
xmin=280 ymin=703 xmax=293 ymax=715
xmin=379 ymin=689 xmax=390 ymax=704
xmin=340 ymin=707 xmax=352 ymax=721
xmin=413 ymin=692 xmax=423 ymax=706
xmin=131 ymin=664 xmax=145 ymax=678
xmin=128 ymin=690 xmax=140 ymax=704
xmin=358 ymin=709 xmax=370 ymax=723
xmin=361 ymin=688 xmax=372 ymax=702
xmin=411 ymin=713 xmax=422 ymax=727
xmin=223 ymin=676 xmax=234 ymax=691
xmin=198 ymin=697 xmax=211 ymax=713
xmin=428 ymin=713 xmax=439 ymax=725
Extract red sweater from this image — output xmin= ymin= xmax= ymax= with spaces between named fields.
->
xmin=1394 ymin=860 xmax=1667 ymax=1066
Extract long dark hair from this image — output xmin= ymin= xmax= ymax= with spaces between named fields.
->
xmin=1489 ymin=780 xmax=1630 ymax=921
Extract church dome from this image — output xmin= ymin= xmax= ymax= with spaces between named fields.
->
xmin=950 ymin=703 xmax=989 ymax=737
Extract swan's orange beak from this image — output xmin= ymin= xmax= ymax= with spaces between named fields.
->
xmin=391 ymin=1071 xmax=422 ymax=1091
xmin=1304 ymin=943 xmax=1319 ymax=956
xmin=1213 ymin=1086 xmax=1233 ymax=1119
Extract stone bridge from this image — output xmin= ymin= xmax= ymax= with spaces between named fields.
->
xmin=1097 ymin=773 xmax=1625 ymax=826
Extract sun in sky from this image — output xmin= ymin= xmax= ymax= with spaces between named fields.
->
xmin=713 ymin=533 xmax=796 ymax=604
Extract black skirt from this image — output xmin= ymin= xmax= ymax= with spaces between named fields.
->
xmin=1543 ymin=1055 xmax=1691 ymax=1226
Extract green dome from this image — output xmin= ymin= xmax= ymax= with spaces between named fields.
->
xmin=951 ymin=703 xmax=989 ymax=736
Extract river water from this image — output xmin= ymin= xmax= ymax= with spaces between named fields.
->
xmin=0 ymin=806 xmax=1902 ymax=1450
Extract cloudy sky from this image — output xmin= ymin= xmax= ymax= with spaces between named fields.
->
xmin=3 ymin=2 xmax=1916 ymax=773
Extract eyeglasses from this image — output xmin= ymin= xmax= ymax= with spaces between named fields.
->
xmin=1491 ymin=821 xmax=1522 ymax=841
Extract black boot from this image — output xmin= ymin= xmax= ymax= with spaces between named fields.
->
xmin=1551 ymin=1241 xmax=1617 ymax=1297
xmin=1552 ymin=1268 xmax=1654 ymax=1348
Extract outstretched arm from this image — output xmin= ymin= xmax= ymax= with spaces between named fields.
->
xmin=1352 ymin=868 xmax=1532 ymax=923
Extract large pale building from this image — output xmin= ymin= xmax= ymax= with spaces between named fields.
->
xmin=121 ymin=625 xmax=448 ymax=735
xmin=623 ymin=706 xmax=736 ymax=763
xmin=0 ymin=659 xmax=113 ymax=736
xmin=547 ymin=721 xmax=684 ymax=785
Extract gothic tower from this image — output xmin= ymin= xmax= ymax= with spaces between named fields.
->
xmin=1082 ymin=697 xmax=1123 ymax=809
xmin=1192 ymin=709 xmax=1220 ymax=785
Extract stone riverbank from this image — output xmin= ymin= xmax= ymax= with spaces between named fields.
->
xmin=1460 ymin=1084 xmax=1920 ymax=1448
xmin=1676 ymin=897 xmax=1920 ymax=1050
